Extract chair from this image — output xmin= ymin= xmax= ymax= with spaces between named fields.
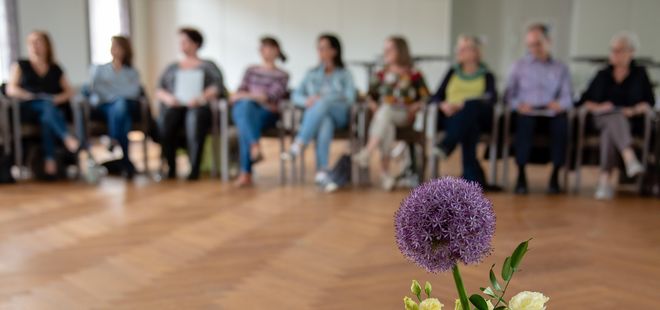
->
xmin=72 ymin=86 xmax=154 ymax=177
xmin=500 ymin=103 xmax=576 ymax=190
xmin=157 ymin=99 xmax=221 ymax=180
xmin=289 ymin=99 xmax=367 ymax=184
xmin=0 ymin=89 xmax=11 ymax=158
xmin=0 ymin=83 xmax=79 ymax=180
xmin=426 ymin=97 xmax=504 ymax=185
xmin=218 ymin=96 xmax=293 ymax=183
xmin=573 ymin=106 xmax=655 ymax=193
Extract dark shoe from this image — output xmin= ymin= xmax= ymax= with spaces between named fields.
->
xmin=515 ymin=169 xmax=528 ymax=195
xmin=187 ymin=171 xmax=200 ymax=181
xmin=514 ymin=182 xmax=528 ymax=195
xmin=547 ymin=179 xmax=561 ymax=195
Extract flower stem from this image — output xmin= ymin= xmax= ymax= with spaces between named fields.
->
xmin=452 ymin=264 xmax=470 ymax=310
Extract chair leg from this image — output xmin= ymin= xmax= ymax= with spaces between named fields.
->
xmin=501 ymin=110 xmax=511 ymax=189
xmin=638 ymin=111 xmax=653 ymax=193
xmin=142 ymin=136 xmax=149 ymax=175
xmin=300 ymin=148 xmax=306 ymax=183
xmin=279 ymin=127 xmax=286 ymax=185
xmin=12 ymin=102 xmax=24 ymax=179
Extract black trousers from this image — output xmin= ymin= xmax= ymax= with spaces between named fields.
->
xmin=158 ymin=105 xmax=211 ymax=178
xmin=515 ymin=113 xmax=568 ymax=169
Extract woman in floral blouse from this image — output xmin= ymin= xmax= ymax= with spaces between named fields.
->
xmin=354 ymin=36 xmax=429 ymax=191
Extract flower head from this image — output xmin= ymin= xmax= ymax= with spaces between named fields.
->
xmin=509 ymin=291 xmax=549 ymax=310
xmin=395 ymin=177 xmax=496 ymax=273
xmin=419 ymin=298 xmax=443 ymax=310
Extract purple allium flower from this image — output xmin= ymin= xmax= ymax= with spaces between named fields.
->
xmin=395 ymin=177 xmax=496 ymax=273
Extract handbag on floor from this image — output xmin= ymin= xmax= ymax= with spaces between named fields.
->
xmin=326 ymin=154 xmax=352 ymax=190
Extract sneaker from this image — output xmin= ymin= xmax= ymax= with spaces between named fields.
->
xmin=431 ymin=146 xmax=447 ymax=160
xmin=315 ymin=171 xmax=329 ymax=185
xmin=594 ymin=182 xmax=614 ymax=200
xmin=381 ymin=174 xmax=396 ymax=191
xmin=353 ymin=149 xmax=370 ymax=168
xmin=625 ymin=159 xmax=644 ymax=178
xmin=323 ymin=181 xmax=339 ymax=193
xmin=281 ymin=143 xmax=301 ymax=161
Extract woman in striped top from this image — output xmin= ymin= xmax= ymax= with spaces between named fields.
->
xmin=231 ymin=37 xmax=289 ymax=187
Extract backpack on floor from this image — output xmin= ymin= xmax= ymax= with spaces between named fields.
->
xmin=327 ymin=154 xmax=352 ymax=188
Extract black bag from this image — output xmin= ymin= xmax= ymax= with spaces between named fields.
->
xmin=0 ymin=151 xmax=15 ymax=184
xmin=327 ymin=154 xmax=352 ymax=188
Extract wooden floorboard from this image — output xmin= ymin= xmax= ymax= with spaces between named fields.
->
xmin=0 ymin=140 xmax=659 ymax=309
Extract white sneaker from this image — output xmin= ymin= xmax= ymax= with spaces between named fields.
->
xmin=381 ymin=174 xmax=396 ymax=191
xmin=324 ymin=181 xmax=339 ymax=193
xmin=315 ymin=171 xmax=329 ymax=185
xmin=432 ymin=146 xmax=447 ymax=160
xmin=280 ymin=143 xmax=301 ymax=161
xmin=594 ymin=182 xmax=614 ymax=200
xmin=625 ymin=159 xmax=644 ymax=178
xmin=353 ymin=149 xmax=370 ymax=168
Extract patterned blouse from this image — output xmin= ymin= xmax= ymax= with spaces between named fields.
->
xmin=368 ymin=68 xmax=430 ymax=106
xmin=237 ymin=65 xmax=289 ymax=110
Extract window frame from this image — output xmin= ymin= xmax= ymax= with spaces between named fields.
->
xmin=0 ymin=0 xmax=19 ymax=84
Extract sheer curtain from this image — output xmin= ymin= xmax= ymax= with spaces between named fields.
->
xmin=0 ymin=0 xmax=18 ymax=83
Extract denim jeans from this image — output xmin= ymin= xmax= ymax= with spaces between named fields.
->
xmin=95 ymin=98 xmax=138 ymax=168
xmin=231 ymin=99 xmax=278 ymax=173
xmin=295 ymin=98 xmax=349 ymax=170
xmin=20 ymin=99 xmax=70 ymax=160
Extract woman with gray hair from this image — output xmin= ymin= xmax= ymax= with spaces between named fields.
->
xmin=579 ymin=31 xmax=655 ymax=200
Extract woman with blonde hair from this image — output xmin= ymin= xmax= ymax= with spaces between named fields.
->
xmin=429 ymin=35 xmax=497 ymax=186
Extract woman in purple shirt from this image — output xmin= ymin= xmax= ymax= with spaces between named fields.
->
xmin=231 ymin=37 xmax=289 ymax=187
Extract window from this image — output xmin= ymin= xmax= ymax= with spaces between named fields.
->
xmin=0 ymin=0 xmax=14 ymax=83
xmin=87 ymin=0 xmax=131 ymax=65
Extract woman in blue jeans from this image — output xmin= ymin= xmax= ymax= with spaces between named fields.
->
xmin=7 ymin=31 xmax=79 ymax=179
xmin=231 ymin=37 xmax=289 ymax=187
xmin=88 ymin=36 xmax=142 ymax=179
xmin=286 ymin=34 xmax=356 ymax=185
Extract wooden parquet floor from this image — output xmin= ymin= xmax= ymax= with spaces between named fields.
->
xmin=0 ymin=141 xmax=659 ymax=309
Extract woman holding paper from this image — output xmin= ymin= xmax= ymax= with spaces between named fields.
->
xmin=231 ymin=37 xmax=289 ymax=187
xmin=155 ymin=27 xmax=224 ymax=181
xmin=286 ymin=34 xmax=356 ymax=186
xmin=7 ymin=31 xmax=79 ymax=179
xmin=428 ymin=35 xmax=497 ymax=186
xmin=579 ymin=32 xmax=654 ymax=200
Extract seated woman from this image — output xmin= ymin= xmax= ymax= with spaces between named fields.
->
xmin=88 ymin=36 xmax=141 ymax=179
xmin=429 ymin=35 xmax=497 ymax=186
xmin=7 ymin=31 xmax=79 ymax=179
xmin=231 ymin=37 xmax=289 ymax=187
xmin=354 ymin=36 xmax=429 ymax=191
xmin=155 ymin=27 xmax=224 ymax=181
xmin=286 ymin=34 xmax=356 ymax=185
xmin=580 ymin=32 xmax=654 ymax=200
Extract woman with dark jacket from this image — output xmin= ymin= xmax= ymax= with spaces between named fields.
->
xmin=155 ymin=27 xmax=224 ymax=181
xmin=429 ymin=35 xmax=497 ymax=185
xmin=580 ymin=32 xmax=654 ymax=200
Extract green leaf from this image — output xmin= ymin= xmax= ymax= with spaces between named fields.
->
xmin=494 ymin=306 xmax=507 ymax=310
xmin=489 ymin=265 xmax=502 ymax=291
xmin=502 ymin=256 xmax=513 ymax=281
xmin=469 ymin=294 xmax=489 ymax=310
xmin=480 ymin=286 xmax=498 ymax=299
xmin=510 ymin=239 xmax=530 ymax=271
xmin=424 ymin=281 xmax=432 ymax=298
xmin=411 ymin=280 xmax=422 ymax=301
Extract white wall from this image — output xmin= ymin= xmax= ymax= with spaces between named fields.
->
xmin=451 ymin=0 xmax=574 ymax=90
xmin=16 ymin=0 xmax=90 ymax=85
xmin=570 ymin=0 xmax=660 ymax=96
xmin=139 ymin=0 xmax=453 ymax=94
